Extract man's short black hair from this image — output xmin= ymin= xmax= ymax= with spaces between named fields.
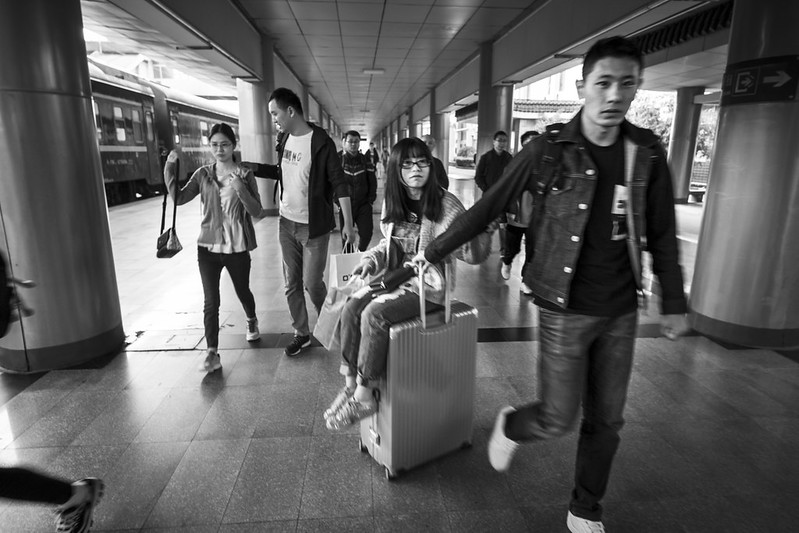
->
xmin=582 ymin=36 xmax=644 ymax=80
xmin=269 ymin=87 xmax=304 ymax=115
xmin=520 ymin=130 xmax=540 ymax=145
xmin=342 ymin=130 xmax=361 ymax=140
xmin=493 ymin=131 xmax=508 ymax=140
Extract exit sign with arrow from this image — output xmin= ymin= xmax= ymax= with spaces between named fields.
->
xmin=721 ymin=55 xmax=799 ymax=106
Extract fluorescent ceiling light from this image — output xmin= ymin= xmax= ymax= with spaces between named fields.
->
xmin=363 ymin=68 xmax=385 ymax=75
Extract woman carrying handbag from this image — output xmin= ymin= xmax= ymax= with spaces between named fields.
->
xmin=164 ymin=123 xmax=263 ymax=372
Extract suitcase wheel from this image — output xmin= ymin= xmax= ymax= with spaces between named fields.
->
xmin=385 ymin=466 xmax=396 ymax=481
xmin=358 ymin=438 xmax=367 ymax=453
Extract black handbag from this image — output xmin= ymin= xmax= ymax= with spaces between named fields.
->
xmin=369 ymin=264 xmax=416 ymax=296
xmin=157 ymin=160 xmax=183 ymax=258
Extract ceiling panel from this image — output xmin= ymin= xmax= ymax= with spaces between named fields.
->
xmin=289 ymin=1 xmax=338 ymax=20
xmin=337 ymin=2 xmax=385 ymax=21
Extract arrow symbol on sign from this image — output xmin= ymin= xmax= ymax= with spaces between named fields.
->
xmin=764 ymin=70 xmax=791 ymax=87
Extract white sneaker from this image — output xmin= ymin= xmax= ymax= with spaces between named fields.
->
xmin=246 ymin=317 xmax=260 ymax=342
xmin=201 ymin=350 xmax=222 ymax=372
xmin=487 ymin=405 xmax=519 ymax=472
xmin=567 ymin=511 xmax=606 ymax=533
xmin=500 ymin=263 xmax=511 ymax=280
xmin=520 ymin=282 xmax=533 ymax=295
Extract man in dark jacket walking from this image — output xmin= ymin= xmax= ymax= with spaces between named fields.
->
xmin=416 ymin=37 xmax=689 ymax=533
xmin=245 ymin=87 xmax=356 ymax=357
xmin=475 ymin=130 xmax=512 ymax=254
xmin=339 ymin=131 xmax=377 ymax=251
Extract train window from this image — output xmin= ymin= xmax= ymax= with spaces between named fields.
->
xmin=92 ymin=100 xmax=101 ymax=141
xmin=171 ymin=114 xmax=180 ymax=145
xmin=124 ymin=108 xmax=134 ymax=143
xmin=132 ymin=109 xmax=143 ymax=143
xmin=145 ymin=111 xmax=154 ymax=142
xmin=100 ymin=102 xmax=114 ymax=143
xmin=113 ymin=106 xmax=126 ymax=142
xmin=200 ymin=121 xmax=209 ymax=145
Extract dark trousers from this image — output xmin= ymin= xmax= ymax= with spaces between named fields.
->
xmin=197 ymin=247 xmax=256 ymax=349
xmin=340 ymin=202 xmax=374 ymax=252
xmin=0 ymin=467 xmax=71 ymax=504
xmin=502 ymin=224 xmax=532 ymax=279
xmin=504 ymin=308 xmax=637 ymax=521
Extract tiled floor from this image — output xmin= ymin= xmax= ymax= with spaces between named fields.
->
xmin=1 ymin=177 xmax=798 ymax=532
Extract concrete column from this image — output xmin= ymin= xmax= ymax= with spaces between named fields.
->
xmin=408 ymin=107 xmax=420 ymax=138
xmin=237 ymin=38 xmax=277 ymax=215
xmin=0 ymin=0 xmax=124 ymax=372
xmin=690 ymin=0 xmax=799 ymax=348
xmin=300 ymin=87 xmax=310 ymax=122
xmin=430 ymin=92 xmax=450 ymax=169
xmin=668 ymin=86 xmax=704 ymax=202
xmin=476 ymin=41 xmax=513 ymax=158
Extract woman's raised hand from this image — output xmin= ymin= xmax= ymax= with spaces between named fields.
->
xmin=351 ymin=261 xmax=373 ymax=279
xmin=166 ymin=150 xmax=179 ymax=163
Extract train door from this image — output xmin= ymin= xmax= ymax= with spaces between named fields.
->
xmin=143 ymin=105 xmax=161 ymax=193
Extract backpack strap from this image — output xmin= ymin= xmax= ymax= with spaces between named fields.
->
xmin=535 ymin=124 xmax=565 ymax=196
xmin=530 ymin=124 xmax=565 ymax=231
xmin=272 ymin=130 xmax=288 ymax=205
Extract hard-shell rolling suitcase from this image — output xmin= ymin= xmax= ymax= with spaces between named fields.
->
xmin=359 ymin=263 xmax=478 ymax=479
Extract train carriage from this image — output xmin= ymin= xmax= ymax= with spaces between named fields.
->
xmin=88 ymin=60 xmax=238 ymax=205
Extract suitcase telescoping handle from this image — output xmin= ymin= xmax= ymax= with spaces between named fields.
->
xmin=416 ymin=261 xmax=451 ymax=330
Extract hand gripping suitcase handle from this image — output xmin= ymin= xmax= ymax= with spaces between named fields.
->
xmin=415 ymin=261 xmax=451 ymax=330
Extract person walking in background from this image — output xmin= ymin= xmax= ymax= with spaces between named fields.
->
xmin=381 ymin=147 xmax=389 ymax=175
xmin=415 ymin=36 xmax=689 ymax=533
xmin=475 ymin=130 xmax=512 ymax=255
xmin=421 ymin=134 xmax=449 ymax=189
xmin=324 ymin=137 xmax=494 ymax=430
xmin=164 ymin=123 xmax=263 ymax=373
xmin=501 ymin=130 xmax=539 ymax=295
xmin=244 ymin=88 xmax=356 ymax=357
xmin=339 ymin=130 xmax=377 ymax=251
xmin=366 ymin=141 xmax=380 ymax=173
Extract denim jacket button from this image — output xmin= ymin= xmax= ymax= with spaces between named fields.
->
xmin=557 ymin=297 xmax=565 ymax=303
xmin=578 ymin=203 xmax=588 ymax=210
xmin=571 ymin=235 xmax=580 ymax=242
xmin=563 ymin=266 xmax=572 ymax=273
xmin=585 ymin=169 xmax=596 ymax=176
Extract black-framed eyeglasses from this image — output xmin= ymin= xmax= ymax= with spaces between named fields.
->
xmin=400 ymin=158 xmax=431 ymax=169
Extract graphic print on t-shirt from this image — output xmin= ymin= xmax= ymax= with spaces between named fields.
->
xmin=280 ymin=131 xmax=312 ymax=223
xmin=610 ymin=184 xmax=628 ymax=241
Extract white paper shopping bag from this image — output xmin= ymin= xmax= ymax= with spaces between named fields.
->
xmin=328 ymin=244 xmax=366 ymax=287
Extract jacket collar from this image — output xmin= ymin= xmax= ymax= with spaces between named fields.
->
xmin=557 ymin=110 xmax=661 ymax=148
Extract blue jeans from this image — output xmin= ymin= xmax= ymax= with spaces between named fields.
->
xmin=197 ymin=247 xmax=256 ymax=349
xmin=339 ymin=286 xmax=441 ymax=385
xmin=279 ymin=217 xmax=330 ymax=337
xmin=504 ymin=308 xmax=637 ymax=522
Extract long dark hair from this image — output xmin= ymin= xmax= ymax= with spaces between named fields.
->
xmin=382 ymin=137 xmax=443 ymax=224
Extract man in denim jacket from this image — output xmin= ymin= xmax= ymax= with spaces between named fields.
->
xmin=416 ymin=36 xmax=689 ymax=533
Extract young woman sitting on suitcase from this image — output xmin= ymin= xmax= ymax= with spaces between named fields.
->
xmin=324 ymin=137 xmax=494 ymax=431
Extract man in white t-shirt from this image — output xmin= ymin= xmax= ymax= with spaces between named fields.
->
xmin=246 ymin=88 xmax=356 ymax=356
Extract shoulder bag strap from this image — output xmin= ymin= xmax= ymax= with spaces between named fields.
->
xmin=160 ymin=158 xmax=179 ymax=233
